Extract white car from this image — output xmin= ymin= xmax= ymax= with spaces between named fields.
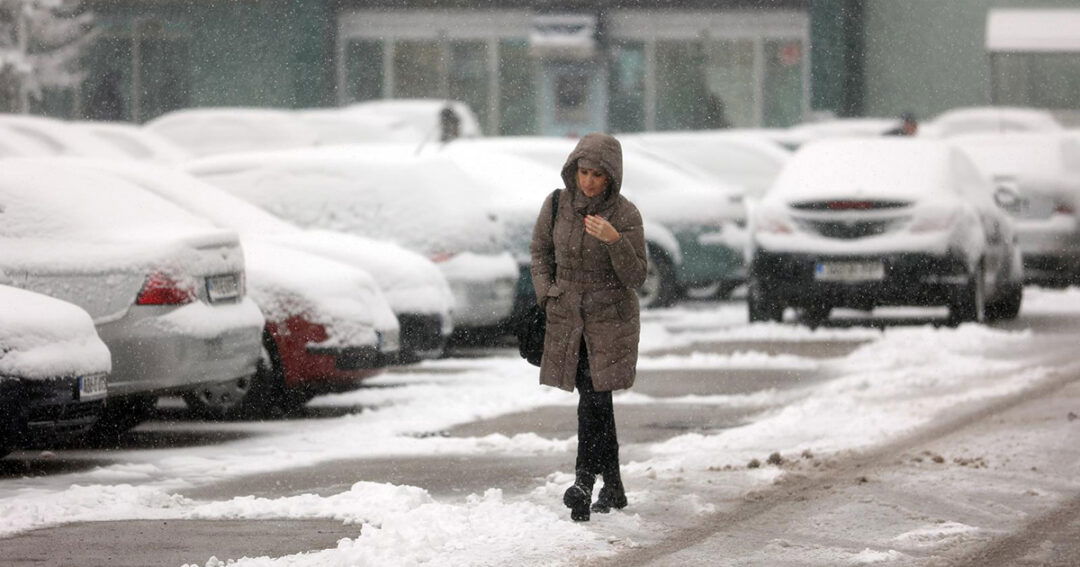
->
xmin=953 ymin=133 xmax=1080 ymax=286
xmin=186 ymin=146 xmax=518 ymax=332
xmin=144 ymin=107 xmax=320 ymax=157
xmin=342 ymin=99 xmax=483 ymax=140
xmin=925 ymin=106 xmax=1064 ymax=138
xmin=749 ymin=139 xmax=1024 ymax=325
xmin=74 ymin=121 xmax=192 ymax=164
xmin=448 ymin=136 xmax=746 ymax=307
xmin=0 ymin=114 xmax=129 ymax=159
xmin=0 ymin=159 xmax=265 ymax=434
xmin=0 ymin=284 xmax=111 ymax=457
xmin=81 ymin=161 xmax=453 ymax=361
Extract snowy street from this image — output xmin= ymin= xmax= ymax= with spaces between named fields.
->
xmin=2 ymin=289 xmax=1080 ymax=566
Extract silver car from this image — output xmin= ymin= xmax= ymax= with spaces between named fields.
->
xmin=954 ymin=133 xmax=1080 ymax=286
xmin=0 ymin=159 xmax=264 ymax=435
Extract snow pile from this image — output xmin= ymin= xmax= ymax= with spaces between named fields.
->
xmin=638 ymin=351 xmax=819 ymax=371
xmin=0 ymin=285 xmax=111 ymax=379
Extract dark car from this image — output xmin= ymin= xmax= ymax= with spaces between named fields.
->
xmin=0 ymin=285 xmax=110 ymax=457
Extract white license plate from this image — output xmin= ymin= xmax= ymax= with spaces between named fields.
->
xmin=78 ymin=374 xmax=107 ymax=400
xmin=206 ymin=274 xmax=240 ymax=303
xmin=815 ymin=261 xmax=885 ymax=282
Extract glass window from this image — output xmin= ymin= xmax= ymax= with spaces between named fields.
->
xmin=993 ymin=53 xmax=1080 ymax=109
xmin=763 ymin=39 xmax=804 ymax=128
xmin=609 ymin=41 xmax=645 ymax=133
xmin=704 ymin=40 xmax=756 ymax=128
xmin=345 ymin=40 xmax=383 ymax=102
xmin=394 ymin=40 xmax=443 ymax=99
xmin=655 ymin=40 xmax=708 ymax=130
xmin=498 ymin=39 xmax=535 ymax=135
xmin=448 ymin=41 xmax=489 ymax=134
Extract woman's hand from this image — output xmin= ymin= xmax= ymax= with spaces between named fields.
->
xmin=585 ymin=215 xmax=620 ymax=243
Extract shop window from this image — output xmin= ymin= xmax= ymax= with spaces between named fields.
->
xmin=704 ymin=40 xmax=756 ymax=128
xmin=609 ymin=41 xmax=645 ymax=133
xmin=345 ymin=40 xmax=383 ymax=102
xmin=498 ymin=39 xmax=535 ymax=135
xmin=449 ymin=41 xmax=489 ymax=134
xmin=655 ymin=40 xmax=708 ymax=130
xmin=992 ymin=53 xmax=1080 ymax=109
xmin=394 ymin=40 xmax=443 ymax=99
xmin=763 ymin=39 xmax=804 ymax=128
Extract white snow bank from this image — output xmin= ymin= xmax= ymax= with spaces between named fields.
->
xmin=0 ymin=285 xmax=111 ymax=379
xmin=637 ymin=351 xmax=819 ymax=371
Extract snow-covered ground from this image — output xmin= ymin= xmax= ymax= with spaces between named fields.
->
xmin=3 ymin=288 xmax=1080 ymax=566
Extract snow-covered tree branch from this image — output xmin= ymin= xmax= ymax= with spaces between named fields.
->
xmin=0 ymin=0 xmax=94 ymax=113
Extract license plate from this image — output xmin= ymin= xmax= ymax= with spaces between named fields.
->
xmin=78 ymin=374 xmax=107 ymax=400
xmin=206 ymin=274 xmax=240 ymax=303
xmin=814 ymin=261 xmax=885 ymax=282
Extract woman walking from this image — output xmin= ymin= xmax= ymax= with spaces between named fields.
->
xmin=530 ymin=133 xmax=648 ymax=522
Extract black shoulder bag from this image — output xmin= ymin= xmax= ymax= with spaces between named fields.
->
xmin=516 ymin=189 xmax=560 ymax=367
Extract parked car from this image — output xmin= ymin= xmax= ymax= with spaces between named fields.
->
xmin=0 ymin=285 xmax=111 ymax=458
xmin=74 ymin=121 xmax=192 ymax=164
xmin=186 ymin=146 xmax=518 ymax=334
xmin=144 ymin=107 xmax=320 ymax=157
xmin=341 ymin=99 xmax=483 ymax=140
xmin=925 ymin=106 xmax=1064 ymax=138
xmin=0 ymin=114 xmax=129 ymax=159
xmin=448 ymin=136 xmax=746 ymax=307
xmin=621 ymin=130 xmax=791 ymax=200
xmin=953 ymin=133 xmax=1080 ymax=286
xmin=0 ymin=159 xmax=265 ymax=434
xmin=748 ymin=139 xmax=1024 ymax=325
xmin=62 ymin=159 xmax=406 ymax=416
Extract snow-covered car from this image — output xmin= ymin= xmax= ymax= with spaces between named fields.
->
xmin=748 ymin=139 xmax=1024 ymax=325
xmin=953 ymin=133 xmax=1080 ymax=286
xmin=57 ymin=159 xmax=405 ymax=416
xmin=144 ymin=107 xmax=320 ymax=158
xmin=73 ymin=121 xmax=191 ymax=164
xmin=341 ymin=99 xmax=483 ymax=140
xmin=781 ymin=117 xmax=901 ymax=148
xmin=0 ymin=159 xmax=265 ymax=434
xmin=80 ymin=162 xmax=454 ymax=362
xmin=925 ymin=106 xmax=1064 ymax=138
xmin=0 ymin=284 xmax=111 ymax=458
xmin=187 ymin=146 xmax=518 ymax=332
xmin=295 ymin=108 xmax=430 ymax=145
xmin=448 ymin=136 xmax=746 ymax=307
xmin=621 ymin=130 xmax=791 ymax=200
xmin=0 ymin=114 xmax=128 ymax=159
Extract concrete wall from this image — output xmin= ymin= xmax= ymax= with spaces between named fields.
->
xmin=861 ymin=0 xmax=1080 ymax=120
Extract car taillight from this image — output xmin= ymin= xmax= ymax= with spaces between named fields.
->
xmin=136 ymin=272 xmax=194 ymax=305
xmin=1055 ymin=202 xmax=1076 ymax=215
xmin=429 ymin=251 xmax=458 ymax=263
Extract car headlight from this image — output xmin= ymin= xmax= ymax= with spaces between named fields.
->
xmin=752 ymin=207 xmax=794 ymax=235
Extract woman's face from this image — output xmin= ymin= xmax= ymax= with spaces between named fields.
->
xmin=576 ymin=166 xmax=609 ymax=198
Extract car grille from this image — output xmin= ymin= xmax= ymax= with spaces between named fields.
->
xmin=791 ymin=200 xmax=910 ymax=211
xmin=794 ymin=217 xmax=909 ymax=239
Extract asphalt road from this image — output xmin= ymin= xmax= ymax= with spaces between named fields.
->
xmin=2 ymin=300 xmax=1079 ymax=566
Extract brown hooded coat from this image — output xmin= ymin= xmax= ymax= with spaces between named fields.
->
xmin=530 ymin=133 xmax=648 ymax=392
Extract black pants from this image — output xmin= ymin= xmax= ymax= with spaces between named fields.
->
xmin=575 ymin=341 xmax=619 ymax=475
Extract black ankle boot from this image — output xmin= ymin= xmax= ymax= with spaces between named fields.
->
xmin=591 ymin=466 xmax=627 ymax=513
xmin=563 ymin=470 xmax=595 ymax=522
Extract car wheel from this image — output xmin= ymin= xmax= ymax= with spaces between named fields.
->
xmin=949 ymin=264 xmax=986 ymax=325
xmin=747 ymin=278 xmax=784 ymax=323
xmin=183 ymin=341 xmax=284 ymax=419
xmin=638 ymin=248 xmax=680 ymax=309
xmin=86 ymin=394 xmax=158 ymax=441
xmin=986 ymin=282 xmax=1023 ymax=321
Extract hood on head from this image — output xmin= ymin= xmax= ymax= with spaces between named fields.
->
xmin=561 ymin=133 xmax=624 ymax=203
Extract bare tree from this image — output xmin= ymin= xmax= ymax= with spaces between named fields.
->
xmin=0 ymin=0 xmax=94 ymax=113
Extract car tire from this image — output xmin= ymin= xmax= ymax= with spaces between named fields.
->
xmin=748 ymin=278 xmax=784 ymax=323
xmin=986 ymin=282 xmax=1023 ymax=321
xmin=949 ymin=264 xmax=986 ymax=325
xmin=87 ymin=394 xmax=158 ymax=441
xmin=799 ymin=304 xmax=831 ymax=328
xmin=638 ymin=247 xmax=680 ymax=309
xmin=183 ymin=338 xmax=283 ymax=419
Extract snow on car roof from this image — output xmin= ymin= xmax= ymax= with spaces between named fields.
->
xmin=951 ymin=133 xmax=1080 ymax=181
xmin=929 ymin=106 xmax=1063 ymax=137
xmin=74 ymin=121 xmax=191 ymax=164
xmin=0 ymin=284 xmax=112 ymax=380
xmin=144 ymin=107 xmax=320 ymax=157
xmin=343 ymin=99 xmax=482 ymax=139
xmin=186 ymin=145 xmax=507 ymax=255
xmin=769 ymin=139 xmax=962 ymax=203
xmin=0 ymin=114 xmax=129 ymax=159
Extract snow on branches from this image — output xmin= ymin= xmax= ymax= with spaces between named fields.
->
xmin=0 ymin=0 xmax=95 ymax=112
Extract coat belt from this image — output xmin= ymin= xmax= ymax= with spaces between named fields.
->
xmin=557 ymin=268 xmax=621 ymax=287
